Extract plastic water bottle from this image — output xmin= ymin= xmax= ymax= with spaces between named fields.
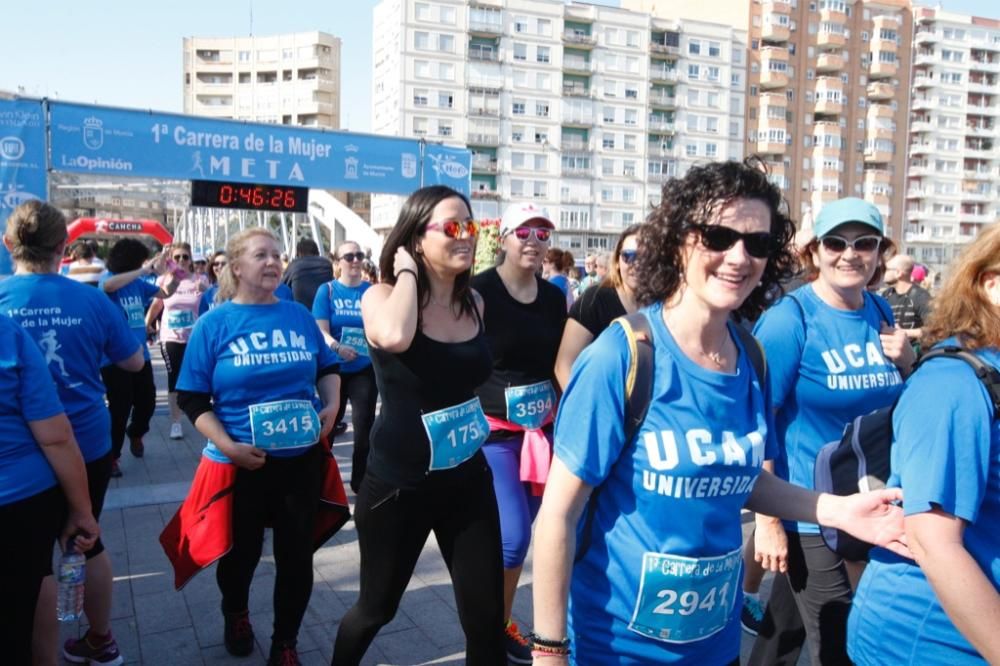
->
xmin=56 ymin=542 xmax=86 ymax=622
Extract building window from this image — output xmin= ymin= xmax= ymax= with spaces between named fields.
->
xmin=603 ymin=134 xmax=615 ymax=149
xmin=686 ymin=143 xmax=698 ymax=157
xmin=413 ymin=89 xmax=428 ymax=106
xmin=439 ymin=122 xmax=453 ymax=137
xmin=512 ymin=101 xmax=526 ymax=115
xmin=440 ymin=6 xmax=456 ymax=24
xmin=688 ymin=64 xmax=700 ymax=80
xmin=414 ymin=2 xmax=430 ymax=20
xmin=535 ymin=131 xmax=548 ymax=143
xmin=709 ymin=42 xmax=722 ymax=57
xmin=513 ymin=43 xmax=527 ymax=61
xmin=706 ymin=66 xmax=720 ymax=82
xmin=537 ymin=46 xmax=550 ymax=63
xmin=514 ymin=16 xmax=528 ymax=33
xmin=537 ymin=18 xmax=551 ymax=36
xmin=706 ymin=143 xmax=718 ymax=157
xmin=625 ymin=87 xmax=639 ymax=99
xmin=413 ymin=117 xmax=427 ymax=135
xmin=439 ymin=35 xmax=454 ymax=53
xmin=414 ymin=32 xmax=430 ymax=50
xmin=536 ymin=102 xmax=550 ymax=117
xmin=689 ymin=40 xmax=701 ymax=55
xmin=439 ymin=92 xmax=453 ymax=108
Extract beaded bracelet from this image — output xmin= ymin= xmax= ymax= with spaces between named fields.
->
xmin=529 ymin=634 xmax=570 ymax=650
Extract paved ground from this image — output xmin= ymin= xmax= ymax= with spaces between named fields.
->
xmin=57 ymin=351 xmax=781 ymax=665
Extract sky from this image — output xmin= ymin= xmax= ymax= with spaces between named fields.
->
xmin=2 ymin=0 xmax=997 ymax=135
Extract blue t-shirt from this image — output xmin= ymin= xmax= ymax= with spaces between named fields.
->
xmin=101 ymin=275 xmax=160 ymax=361
xmin=0 ymin=314 xmax=66 ymax=505
xmin=848 ymin=343 xmax=1000 ymax=665
xmin=177 ymin=299 xmax=339 ymax=463
xmin=554 ymin=302 xmax=777 ymax=664
xmin=0 ymin=274 xmax=140 ymax=462
xmin=753 ymin=284 xmax=904 ymax=533
xmin=311 ymin=280 xmax=371 ymax=374
xmin=199 ymin=282 xmax=293 ymax=315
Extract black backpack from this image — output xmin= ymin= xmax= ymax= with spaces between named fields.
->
xmin=814 ymin=346 xmax=1000 ymax=561
xmin=574 ymin=312 xmax=767 ymax=561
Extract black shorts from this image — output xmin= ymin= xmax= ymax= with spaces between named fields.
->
xmin=0 ymin=484 xmax=65 ymax=579
xmin=54 ymin=453 xmax=113 ymax=562
xmin=160 ymin=341 xmax=187 ymax=392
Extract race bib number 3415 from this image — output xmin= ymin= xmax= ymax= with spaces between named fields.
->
xmin=248 ymin=400 xmax=320 ymax=450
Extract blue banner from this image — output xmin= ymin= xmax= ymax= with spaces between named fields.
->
xmin=422 ymin=143 xmax=472 ymax=196
xmin=0 ymin=99 xmax=48 ymax=275
xmin=50 ymin=102 xmax=470 ymax=196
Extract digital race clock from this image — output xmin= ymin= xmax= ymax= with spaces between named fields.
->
xmin=190 ymin=180 xmax=309 ymax=213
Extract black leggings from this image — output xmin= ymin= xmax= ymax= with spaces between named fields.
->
xmin=747 ymin=532 xmax=853 ymax=666
xmin=332 ymin=454 xmax=505 ymax=666
xmin=216 ymin=444 xmax=324 ymax=643
xmin=334 ymin=366 xmax=378 ymax=493
xmin=0 ymin=485 xmax=64 ymax=664
xmin=160 ymin=341 xmax=186 ymax=393
xmin=101 ymin=361 xmax=156 ymax=459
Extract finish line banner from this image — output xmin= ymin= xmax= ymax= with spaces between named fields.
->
xmin=0 ymin=98 xmax=48 ymax=275
xmin=49 ymin=102 xmax=470 ymax=196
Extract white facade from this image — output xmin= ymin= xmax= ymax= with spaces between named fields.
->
xmin=371 ymin=0 xmax=747 ymax=252
xmin=183 ymin=32 xmax=341 ymax=128
xmin=905 ymin=7 xmax=1000 ymax=280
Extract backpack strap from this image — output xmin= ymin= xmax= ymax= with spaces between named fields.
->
xmin=732 ymin=324 xmax=767 ymax=386
xmin=575 ymin=312 xmax=654 ymax=564
xmin=917 ymin=346 xmax=1000 ymax=419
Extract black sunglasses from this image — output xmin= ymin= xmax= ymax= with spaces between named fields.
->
xmin=620 ymin=249 xmax=638 ymax=264
xmin=689 ymin=223 xmax=774 ymax=259
xmin=338 ymin=252 xmax=365 ymax=262
xmin=172 ymin=254 xmax=191 ymax=261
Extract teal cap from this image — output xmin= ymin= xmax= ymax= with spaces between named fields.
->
xmin=813 ymin=198 xmax=884 ymax=238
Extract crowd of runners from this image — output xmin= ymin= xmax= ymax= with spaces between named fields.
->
xmin=0 ymin=156 xmax=997 ymax=666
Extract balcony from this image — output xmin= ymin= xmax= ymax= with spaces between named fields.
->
xmin=969 ymin=80 xmax=999 ymax=94
xmin=909 ymin=142 xmax=934 ymax=156
xmin=649 ymin=92 xmax=677 ymax=109
xmin=762 ymin=22 xmax=790 ymax=42
xmin=561 ymin=113 xmax=594 ymax=128
xmin=469 ymin=46 xmax=501 ymax=63
xmin=561 ymin=165 xmax=592 ymax=178
xmin=471 ymin=189 xmax=502 ymax=200
xmin=817 ymin=30 xmax=846 ymax=48
xmin=468 ymin=80 xmax=502 ymax=95
xmin=965 ymin=146 xmax=996 ymax=159
xmin=867 ymin=82 xmax=894 ymax=101
xmin=905 ymin=229 xmax=934 ymax=243
xmin=563 ymin=32 xmax=597 ymax=48
xmin=910 ymin=121 xmax=935 ymax=132
xmin=469 ymin=106 xmax=501 ymax=118
xmin=961 ymin=187 xmax=992 ymax=201
xmin=967 ymin=125 xmax=995 ymax=136
xmin=814 ymin=98 xmax=843 ymax=115
xmin=908 ymin=164 xmax=934 ymax=177
xmin=562 ymin=57 xmax=592 ymax=74
xmin=914 ymin=52 xmax=937 ymax=67
xmin=913 ymin=75 xmax=934 ymax=88
xmin=820 ymin=6 xmax=847 ymax=23
xmin=649 ymin=42 xmax=680 ymax=55
xmin=760 ymin=69 xmax=789 ymax=89
xmin=647 ymin=117 xmax=675 ymax=133
xmin=562 ymin=84 xmax=592 ymax=98
xmin=649 ymin=67 xmax=679 ymax=83
xmin=914 ymin=29 xmax=938 ymax=45
xmin=763 ymin=0 xmax=792 ymax=14
xmin=868 ymin=126 xmax=895 ymax=142
xmin=471 ymin=157 xmax=498 ymax=173
xmin=869 ymin=60 xmax=898 ymax=79
xmin=864 ymin=148 xmax=893 ymax=164
xmin=911 ymin=98 xmax=936 ymax=111
xmin=816 ymin=52 xmax=844 ymax=72
xmin=964 ymin=168 xmax=995 ymax=180
xmin=865 ymin=169 xmax=892 ymax=184
xmin=467 ymin=133 xmax=501 ymax=147
xmin=469 ymin=20 xmax=503 ymax=36
xmin=868 ymin=103 xmax=894 ymax=119
xmin=961 ymin=211 xmax=993 ymax=223
xmin=969 ymin=59 xmax=1000 ymax=73
xmin=756 ymin=139 xmax=787 ymax=155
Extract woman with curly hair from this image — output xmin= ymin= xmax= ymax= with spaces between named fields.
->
xmin=530 ymin=160 xmax=911 ymax=665
xmin=848 ymin=223 xmax=1000 ymax=665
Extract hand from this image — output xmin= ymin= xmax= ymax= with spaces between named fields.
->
xmin=318 ymin=403 xmax=339 ymax=440
xmin=754 ymin=517 xmax=789 ymax=573
xmin=150 ymin=250 xmax=169 ymax=275
xmin=394 ymin=247 xmax=419 ymax=278
xmin=60 ymin=510 xmax=100 ymax=553
xmin=335 ymin=344 xmax=359 ymax=362
xmin=830 ymin=488 xmax=912 ymax=559
xmin=880 ymin=324 xmax=916 ymax=373
xmin=225 ymin=442 xmax=267 ymax=470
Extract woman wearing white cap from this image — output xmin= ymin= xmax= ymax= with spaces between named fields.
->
xmin=748 ymin=197 xmax=915 ymax=665
xmin=471 ymin=202 xmax=567 ymax=663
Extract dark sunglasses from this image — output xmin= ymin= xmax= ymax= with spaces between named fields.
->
xmin=173 ymin=254 xmax=191 ymax=261
xmin=620 ymin=249 xmax=638 ymax=264
xmin=339 ymin=252 xmax=365 ymax=262
xmin=819 ymin=234 xmax=882 ymax=254
xmin=690 ymin=223 xmax=774 ymax=259
xmin=212 ymin=261 xmax=227 ymax=267
xmin=511 ymin=226 xmax=552 ymax=242
xmin=425 ymin=219 xmax=478 ymax=239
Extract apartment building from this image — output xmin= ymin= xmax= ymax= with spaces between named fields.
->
xmin=905 ymin=7 xmax=1000 ymax=279
xmin=183 ymin=32 xmax=341 ymax=128
xmin=371 ymin=0 xmax=747 ymax=252
xmin=744 ymin=0 xmax=912 ymax=240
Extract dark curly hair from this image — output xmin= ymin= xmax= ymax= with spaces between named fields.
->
xmin=106 ymin=238 xmax=151 ymax=274
xmin=635 ymin=157 xmax=798 ymax=321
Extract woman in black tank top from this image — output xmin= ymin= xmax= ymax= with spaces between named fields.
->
xmin=332 ymin=186 xmax=505 ymax=666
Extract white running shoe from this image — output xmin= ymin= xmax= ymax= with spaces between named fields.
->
xmin=169 ymin=422 xmax=184 ymax=439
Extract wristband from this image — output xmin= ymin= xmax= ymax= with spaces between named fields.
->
xmin=396 ymin=268 xmax=418 ymax=281
xmin=529 ymin=634 xmax=570 ymax=650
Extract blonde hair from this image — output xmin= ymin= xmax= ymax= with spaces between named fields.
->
xmin=923 ymin=223 xmax=1000 ymax=351
xmin=4 ymin=200 xmax=68 ymax=269
xmin=216 ymin=228 xmax=279 ymax=302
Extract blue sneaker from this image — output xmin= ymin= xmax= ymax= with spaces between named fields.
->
xmin=63 ymin=631 xmax=124 ymax=666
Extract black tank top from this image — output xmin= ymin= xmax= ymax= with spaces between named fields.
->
xmin=368 ymin=309 xmax=493 ymax=488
